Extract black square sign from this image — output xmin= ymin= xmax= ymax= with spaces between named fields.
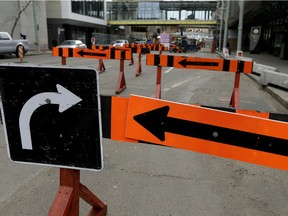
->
xmin=0 ymin=64 xmax=103 ymax=171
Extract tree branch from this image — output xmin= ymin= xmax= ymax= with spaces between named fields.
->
xmin=11 ymin=0 xmax=32 ymax=37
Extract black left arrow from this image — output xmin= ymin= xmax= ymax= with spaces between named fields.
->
xmin=77 ymin=50 xmax=107 ymax=57
xmin=178 ymin=59 xmax=219 ymax=68
xmin=133 ymin=106 xmax=288 ymax=157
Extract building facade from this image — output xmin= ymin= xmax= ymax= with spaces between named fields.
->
xmin=0 ymin=0 xmax=48 ymax=52
xmin=46 ymin=0 xmax=107 ymax=49
xmin=0 ymin=0 xmax=218 ymax=51
xmin=0 ymin=0 xmax=107 ymax=51
xmin=1 ymin=0 xmax=286 ymax=58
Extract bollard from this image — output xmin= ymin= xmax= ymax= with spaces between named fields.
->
xmin=18 ymin=45 xmax=24 ymax=63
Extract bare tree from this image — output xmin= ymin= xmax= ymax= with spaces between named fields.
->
xmin=11 ymin=0 xmax=32 ymax=37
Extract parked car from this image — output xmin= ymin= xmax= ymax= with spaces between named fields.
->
xmin=57 ymin=40 xmax=87 ymax=49
xmin=112 ymin=40 xmax=129 ymax=47
xmin=0 ymin=32 xmax=29 ymax=57
xmin=133 ymin=38 xmax=147 ymax=45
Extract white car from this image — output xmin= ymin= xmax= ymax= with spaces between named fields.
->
xmin=112 ymin=40 xmax=129 ymax=47
xmin=57 ymin=40 xmax=87 ymax=49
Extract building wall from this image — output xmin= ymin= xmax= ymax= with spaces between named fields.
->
xmin=46 ymin=1 xmax=107 ymax=26
xmin=0 ymin=0 xmax=48 ymax=52
xmin=46 ymin=0 xmax=107 ymax=49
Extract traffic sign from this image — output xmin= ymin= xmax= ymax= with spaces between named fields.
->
xmin=124 ymin=95 xmax=288 ymax=170
xmin=146 ymin=54 xmax=253 ymax=73
xmin=0 ymin=64 xmax=103 ymax=171
xmin=53 ymin=47 xmax=133 ymax=60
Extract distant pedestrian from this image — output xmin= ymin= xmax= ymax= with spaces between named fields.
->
xmin=52 ymin=38 xmax=58 ymax=47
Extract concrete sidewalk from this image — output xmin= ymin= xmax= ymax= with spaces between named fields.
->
xmin=244 ymin=52 xmax=288 ymax=110
xmin=217 ymin=51 xmax=288 ymax=110
xmin=244 ymin=52 xmax=288 ymax=75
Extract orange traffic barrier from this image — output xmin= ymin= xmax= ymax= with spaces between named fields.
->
xmin=52 ymin=47 xmax=133 ymax=60
xmin=120 ymin=95 xmax=288 ymax=170
xmin=100 ymin=94 xmax=288 ymax=170
xmin=146 ymin=54 xmax=253 ymax=73
xmin=145 ymin=53 xmax=253 ymax=104
xmin=53 ymin=47 xmax=134 ymax=95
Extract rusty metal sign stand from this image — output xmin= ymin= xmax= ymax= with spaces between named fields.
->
xmin=47 ymin=57 xmax=107 ymax=216
xmin=48 ymin=169 xmax=107 ymax=216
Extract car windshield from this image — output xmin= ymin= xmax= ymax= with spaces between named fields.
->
xmin=61 ymin=41 xmax=76 ymax=45
xmin=116 ymin=40 xmax=125 ymax=43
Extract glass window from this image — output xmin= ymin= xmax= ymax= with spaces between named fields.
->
xmin=71 ymin=0 xmax=104 ymax=19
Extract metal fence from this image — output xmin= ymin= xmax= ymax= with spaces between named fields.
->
xmin=91 ymin=33 xmax=126 ymax=45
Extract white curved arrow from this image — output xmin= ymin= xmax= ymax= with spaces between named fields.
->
xmin=19 ymin=84 xmax=82 ymax=150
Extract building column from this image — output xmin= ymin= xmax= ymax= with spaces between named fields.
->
xmin=237 ymin=0 xmax=245 ymax=52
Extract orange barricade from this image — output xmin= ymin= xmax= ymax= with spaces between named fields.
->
xmin=146 ymin=53 xmax=253 ymax=106
xmin=106 ymin=94 xmax=288 ymax=171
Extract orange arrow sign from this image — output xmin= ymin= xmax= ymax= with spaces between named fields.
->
xmin=72 ymin=48 xmax=110 ymax=59
xmin=146 ymin=54 xmax=253 ymax=73
xmin=52 ymin=47 xmax=133 ymax=60
xmin=124 ymin=95 xmax=288 ymax=170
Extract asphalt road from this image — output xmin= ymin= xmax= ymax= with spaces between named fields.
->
xmin=1 ymin=51 xmax=288 ymax=216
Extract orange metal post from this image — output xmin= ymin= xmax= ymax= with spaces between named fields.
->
xmin=136 ymin=53 xmax=142 ymax=76
xmin=98 ymin=59 xmax=106 ymax=74
xmin=115 ymin=58 xmax=127 ymax=94
xmin=230 ymin=72 xmax=241 ymax=108
xmin=129 ymin=53 xmax=134 ymax=66
xmin=61 ymin=57 xmax=66 ymax=65
xmin=155 ymin=66 xmax=162 ymax=99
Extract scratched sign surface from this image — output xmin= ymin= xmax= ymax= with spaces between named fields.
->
xmin=0 ymin=64 xmax=103 ymax=171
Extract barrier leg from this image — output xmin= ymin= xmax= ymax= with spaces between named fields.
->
xmin=136 ymin=53 xmax=142 ymax=77
xmin=48 ymin=186 xmax=73 ymax=216
xmin=48 ymin=169 xmax=80 ymax=216
xmin=155 ymin=66 xmax=162 ymax=99
xmin=129 ymin=54 xmax=134 ymax=66
xmin=115 ymin=59 xmax=126 ymax=94
xmin=48 ymin=168 xmax=107 ymax=216
xmin=80 ymin=184 xmax=107 ymax=216
xmin=62 ymin=57 xmax=66 ymax=65
xmin=230 ymin=72 xmax=240 ymax=108
xmin=98 ymin=59 xmax=106 ymax=74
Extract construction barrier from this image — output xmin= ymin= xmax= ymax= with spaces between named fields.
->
xmin=146 ymin=53 xmax=253 ymax=104
xmin=53 ymin=47 xmax=133 ymax=94
xmin=1 ymin=64 xmax=287 ymax=216
xmin=52 ymin=46 xmax=254 ymax=107
xmin=101 ymin=94 xmax=288 ymax=171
